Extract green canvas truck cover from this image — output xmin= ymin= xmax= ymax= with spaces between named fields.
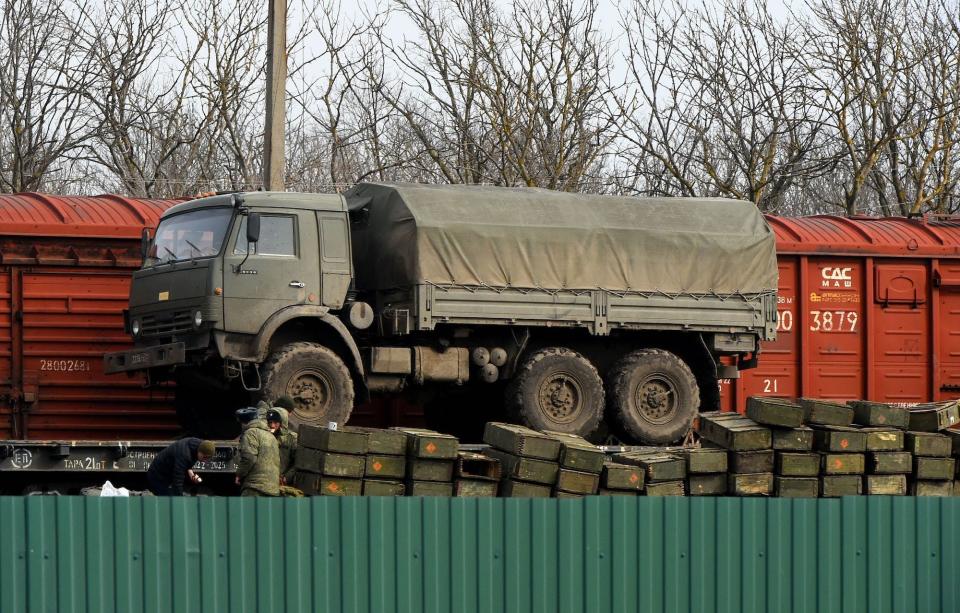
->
xmin=345 ymin=182 xmax=777 ymax=295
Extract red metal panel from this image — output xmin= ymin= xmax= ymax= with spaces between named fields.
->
xmin=938 ymin=289 xmax=960 ymax=400
xmin=768 ymin=215 xmax=960 ymax=257
xmin=0 ymin=193 xmax=172 ymax=240
xmin=870 ymin=262 xmax=930 ymax=404
xmin=18 ymin=270 xmax=177 ymax=439
xmin=804 ymin=258 xmax=865 ymax=400
xmin=0 ymin=193 xmax=181 ymax=440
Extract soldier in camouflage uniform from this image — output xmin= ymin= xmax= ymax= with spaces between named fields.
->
xmin=273 ymin=407 xmax=298 ymax=484
xmin=235 ymin=409 xmax=281 ymax=497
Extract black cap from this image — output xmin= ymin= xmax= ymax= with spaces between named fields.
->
xmin=235 ymin=407 xmax=258 ymax=424
xmin=265 ymin=409 xmax=282 ymax=423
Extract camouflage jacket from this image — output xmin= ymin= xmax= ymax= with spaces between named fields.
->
xmin=274 ymin=408 xmax=298 ymax=483
xmin=236 ymin=419 xmax=280 ymax=496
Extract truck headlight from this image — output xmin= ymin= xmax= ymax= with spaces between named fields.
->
xmin=131 ymin=319 xmax=141 ymax=337
xmin=193 ymin=310 xmax=203 ymax=329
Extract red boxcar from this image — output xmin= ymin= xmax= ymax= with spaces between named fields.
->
xmin=721 ymin=214 xmax=960 ymax=411
xmin=0 ymin=193 xmax=180 ymax=439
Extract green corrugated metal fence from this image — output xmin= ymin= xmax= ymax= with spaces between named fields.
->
xmin=1 ymin=496 xmax=958 ymax=613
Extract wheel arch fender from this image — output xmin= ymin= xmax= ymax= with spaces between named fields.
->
xmin=252 ymin=306 xmax=367 ymax=397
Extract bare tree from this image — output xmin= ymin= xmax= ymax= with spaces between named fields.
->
xmin=0 ymin=0 xmax=99 ymax=193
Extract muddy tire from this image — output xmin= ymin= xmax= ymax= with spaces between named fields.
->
xmin=607 ymin=348 xmax=699 ymax=444
xmin=257 ymin=342 xmax=354 ymax=431
xmin=506 ymin=347 xmax=603 ymax=437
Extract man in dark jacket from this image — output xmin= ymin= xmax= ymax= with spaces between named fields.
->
xmin=147 ymin=438 xmax=216 ymax=496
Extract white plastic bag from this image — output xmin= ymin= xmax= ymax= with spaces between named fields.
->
xmin=99 ymin=480 xmax=130 ymax=497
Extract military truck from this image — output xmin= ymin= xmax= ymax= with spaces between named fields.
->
xmin=105 ymin=183 xmax=778 ymax=443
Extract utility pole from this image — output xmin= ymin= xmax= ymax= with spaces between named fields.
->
xmin=263 ymin=0 xmax=287 ymax=191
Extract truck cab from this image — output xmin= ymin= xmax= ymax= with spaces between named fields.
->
xmin=106 ymin=192 xmax=364 ymax=434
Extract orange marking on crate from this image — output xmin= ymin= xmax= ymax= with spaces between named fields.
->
xmin=425 ymin=443 xmax=437 ymax=454
xmin=372 ymin=461 xmax=383 ymax=472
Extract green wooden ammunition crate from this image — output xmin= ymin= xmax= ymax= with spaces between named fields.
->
xmin=644 ymin=481 xmax=686 ymax=496
xmin=365 ymin=454 xmax=406 ymax=479
xmin=772 ymin=427 xmax=814 ymax=451
xmin=864 ymin=474 xmax=907 ymax=495
xmin=946 ymin=428 xmax=960 ymax=457
xmin=698 ymin=412 xmax=772 ymax=450
xmin=813 ymin=426 xmax=867 ymax=453
xmin=907 ymin=401 xmax=960 ymax=432
xmin=407 ymin=480 xmax=454 ymax=497
xmin=681 ymin=448 xmax=728 ymax=474
xmin=728 ymin=473 xmax=773 ymax=496
xmin=454 ymin=479 xmax=498 ymax=497
xmin=730 ymin=450 xmax=774 ymax=474
xmin=598 ymin=488 xmax=638 ymax=496
xmin=820 ymin=475 xmax=862 ymax=497
xmin=298 ymin=425 xmax=370 ymax=454
xmin=362 ymin=479 xmax=405 ymax=496
xmin=862 ymin=428 xmax=905 ymax=451
xmin=687 ymin=473 xmax=728 ymax=496
xmin=394 ymin=428 xmax=459 ymax=459
xmin=914 ymin=456 xmax=956 ymax=480
xmin=407 ymin=459 xmax=455 ymax=482
xmin=614 ymin=452 xmax=686 ymax=482
xmin=910 ymin=480 xmax=954 ymax=496
xmin=800 ymin=398 xmax=854 ymax=426
xmin=543 ymin=430 xmax=605 ymax=473
xmin=601 ymin=462 xmax=644 ymax=491
xmin=500 ymin=479 xmax=552 ymax=497
xmin=849 ymin=401 xmax=909 ymax=429
xmin=296 ymin=449 xmax=365 ymax=478
xmin=295 ymin=473 xmax=362 ymax=496
xmin=483 ymin=422 xmax=560 ymax=460
xmin=821 ymin=453 xmax=865 ymax=475
xmin=348 ymin=427 xmax=407 ymax=455
xmin=867 ymin=451 xmax=912 ymax=474
xmin=483 ymin=448 xmax=558 ymax=485
xmin=556 ymin=469 xmax=600 ymax=495
xmin=905 ymin=432 xmax=952 ymax=457
xmin=776 ymin=452 xmax=820 ymax=477
xmin=775 ymin=477 xmax=819 ymax=498
xmin=456 ymin=451 xmax=501 ymax=481
xmin=746 ymin=397 xmax=804 ymax=428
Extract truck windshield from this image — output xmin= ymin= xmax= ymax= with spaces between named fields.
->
xmin=145 ymin=207 xmax=234 ymax=267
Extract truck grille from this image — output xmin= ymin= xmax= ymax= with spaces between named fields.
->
xmin=141 ymin=310 xmax=193 ymax=337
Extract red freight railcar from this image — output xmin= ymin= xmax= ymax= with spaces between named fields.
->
xmin=721 ymin=214 xmax=960 ymax=411
xmin=0 ymin=193 xmax=180 ymax=439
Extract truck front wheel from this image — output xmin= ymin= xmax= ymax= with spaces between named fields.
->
xmin=507 ymin=347 xmax=604 ymax=437
xmin=257 ymin=342 xmax=355 ymax=431
xmin=607 ymin=348 xmax=699 ymax=444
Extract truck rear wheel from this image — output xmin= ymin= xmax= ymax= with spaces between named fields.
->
xmin=258 ymin=342 xmax=354 ymax=431
xmin=607 ymin=348 xmax=699 ymax=444
xmin=507 ymin=347 xmax=603 ymax=437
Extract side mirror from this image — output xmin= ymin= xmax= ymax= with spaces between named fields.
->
xmin=246 ymin=213 xmax=261 ymax=244
xmin=140 ymin=228 xmax=151 ymax=260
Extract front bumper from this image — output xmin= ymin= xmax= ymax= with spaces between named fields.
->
xmin=103 ymin=342 xmax=186 ymax=374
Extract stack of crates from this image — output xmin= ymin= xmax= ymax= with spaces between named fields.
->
xmin=350 ymin=427 xmax=408 ymax=496
xmin=680 ymin=448 xmax=728 ymax=496
xmin=482 ymin=422 xmax=561 ymax=497
xmin=293 ymin=425 xmax=369 ymax=496
xmin=393 ymin=427 xmax=459 ymax=496
xmin=543 ymin=431 xmax=605 ymax=498
xmin=612 ymin=450 xmax=686 ymax=496
xmin=698 ymin=410 xmax=772 ymax=496
xmin=454 ymin=451 xmax=501 ymax=497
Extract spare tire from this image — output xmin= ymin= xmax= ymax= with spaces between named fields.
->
xmin=506 ymin=347 xmax=603 ymax=437
xmin=607 ymin=348 xmax=699 ymax=444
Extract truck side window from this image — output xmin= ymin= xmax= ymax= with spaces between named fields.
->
xmin=321 ymin=218 xmax=348 ymax=262
xmin=234 ymin=215 xmax=297 ymax=257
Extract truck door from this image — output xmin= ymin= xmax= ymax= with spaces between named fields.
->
xmin=223 ymin=209 xmax=321 ymax=334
